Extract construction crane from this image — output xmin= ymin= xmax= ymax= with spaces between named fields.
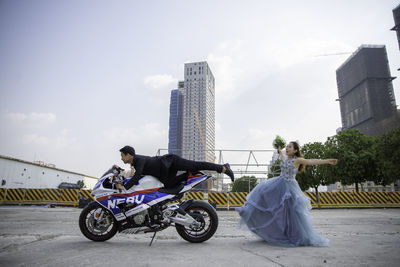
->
xmin=193 ymin=109 xmax=208 ymax=161
xmin=193 ymin=108 xmax=218 ymax=191
xmin=313 ymin=52 xmax=353 ymax=57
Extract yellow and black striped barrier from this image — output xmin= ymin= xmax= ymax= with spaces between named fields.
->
xmin=225 ymin=192 xmax=400 ymax=210
xmin=306 ymin=192 xmax=400 ymax=209
xmin=5 ymin=189 xmax=25 ymax=203
xmin=1 ymin=188 xmax=400 ymax=209
xmin=209 ymin=192 xmax=228 ymax=209
xmin=0 ymin=188 xmax=82 ymax=206
xmin=24 ymin=189 xmax=44 ymax=204
xmin=42 ymin=189 xmax=60 ymax=203
xmin=387 ymin=192 xmax=400 ymax=206
xmin=228 ymin=192 xmax=247 ymax=208
xmin=334 ymin=192 xmax=354 ymax=207
xmin=304 ymin=192 xmax=316 ymax=205
xmin=59 ymin=189 xmax=79 ymax=206
xmin=317 ymin=192 xmax=337 ymax=206
xmin=168 ymin=191 xmax=205 ymax=204
xmin=185 ymin=192 xmax=205 ymax=200
xmin=369 ymin=192 xmax=389 ymax=206
xmin=79 ymin=190 xmax=94 ymax=201
xmin=0 ymin=188 xmax=6 ymax=203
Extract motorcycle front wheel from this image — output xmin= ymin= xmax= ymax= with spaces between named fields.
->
xmin=175 ymin=200 xmax=218 ymax=243
xmin=79 ymin=202 xmax=117 ymax=241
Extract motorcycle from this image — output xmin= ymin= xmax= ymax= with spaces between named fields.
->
xmin=79 ymin=166 xmax=218 ymax=244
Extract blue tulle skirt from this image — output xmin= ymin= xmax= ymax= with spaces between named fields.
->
xmin=236 ymin=176 xmax=329 ymax=247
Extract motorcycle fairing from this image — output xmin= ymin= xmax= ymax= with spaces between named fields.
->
xmin=186 ymin=174 xmax=208 ymax=185
xmin=96 ymin=189 xmax=166 ymax=216
xmin=92 ymin=171 xmax=210 ymax=221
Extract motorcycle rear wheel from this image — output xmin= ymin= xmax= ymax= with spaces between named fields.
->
xmin=79 ymin=202 xmax=117 ymax=241
xmin=175 ymin=200 xmax=218 ymax=243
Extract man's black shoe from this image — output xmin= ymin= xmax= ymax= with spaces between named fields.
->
xmin=224 ymin=163 xmax=235 ymax=182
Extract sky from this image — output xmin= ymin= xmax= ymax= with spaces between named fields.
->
xmin=1 ymin=0 xmax=399 ymax=178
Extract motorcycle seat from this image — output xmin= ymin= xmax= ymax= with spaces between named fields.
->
xmin=158 ymin=184 xmax=185 ymax=195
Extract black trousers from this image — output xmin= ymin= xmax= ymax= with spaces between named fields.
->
xmin=163 ymin=155 xmax=224 ymax=188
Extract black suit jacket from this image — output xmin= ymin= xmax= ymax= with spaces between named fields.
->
xmin=124 ymin=154 xmax=173 ymax=189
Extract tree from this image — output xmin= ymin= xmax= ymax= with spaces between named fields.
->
xmin=231 ymin=176 xmax=258 ymax=193
xmin=77 ymin=180 xmax=85 ymax=189
xmin=375 ymin=126 xmax=400 ymax=185
xmin=297 ymin=142 xmax=335 ymax=206
xmin=324 ymin=129 xmax=378 ymax=192
xmin=268 ymin=159 xmax=282 ymax=178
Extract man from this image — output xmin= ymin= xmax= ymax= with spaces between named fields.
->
xmin=115 ymin=145 xmax=234 ymax=190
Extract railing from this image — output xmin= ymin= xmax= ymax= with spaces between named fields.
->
xmin=157 ymin=148 xmax=276 ymax=191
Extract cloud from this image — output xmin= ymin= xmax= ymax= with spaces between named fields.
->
xmin=22 ymin=134 xmax=50 ymax=146
xmin=101 ymin=122 xmax=168 ymax=154
xmin=54 ymin=129 xmax=77 ymax=149
xmin=2 ymin=111 xmax=78 ymax=154
xmin=5 ymin=112 xmax=56 ymax=125
xmin=207 ymin=40 xmax=243 ymax=99
xmin=206 ymin=38 xmax=354 ymax=100
xmin=143 ymin=74 xmax=178 ymax=89
xmin=21 ymin=129 xmax=77 ymax=149
xmin=270 ymin=38 xmax=355 ymax=69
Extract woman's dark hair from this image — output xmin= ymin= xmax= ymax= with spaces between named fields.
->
xmin=119 ymin=145 xmax=136 ymax=156
xmin=290 ymin=141 xmax=305 ymax=173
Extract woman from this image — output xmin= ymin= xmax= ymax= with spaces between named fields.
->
xmin=236 ymin=141 xmax=337 ymax=247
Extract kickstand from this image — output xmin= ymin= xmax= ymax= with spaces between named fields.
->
xmin=149 ymin=231 xmax=157 ymax=247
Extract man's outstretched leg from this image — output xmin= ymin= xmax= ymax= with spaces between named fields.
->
xmin=163 ymin=171 xmax=189 ymax=188
xmin=170 ymin=155 xmax=234 ymax=182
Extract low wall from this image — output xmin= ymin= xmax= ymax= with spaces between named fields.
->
xmin=1 ymin=188 xmax=399 ymax=209
xmin=0 ymin=188 xmax=94 ymax=206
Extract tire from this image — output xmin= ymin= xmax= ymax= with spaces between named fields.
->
xmin=79 ymin=202 xmax=118 ymax=241
xmin=175 ymin=200 xmax=218 ymax=243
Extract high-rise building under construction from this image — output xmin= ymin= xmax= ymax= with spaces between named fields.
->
xmin=168 ymin=61 xmax=215 ymax=162
xmin=336 ymin=45 xmax=399 ymax=136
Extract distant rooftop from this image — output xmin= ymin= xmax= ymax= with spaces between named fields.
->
xmin=0 ymin=154 xmax=98 ymax=179
xmin=337 ymin=44 xmax=386 ymax=70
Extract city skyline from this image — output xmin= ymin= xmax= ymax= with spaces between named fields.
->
xmin=1 ymin=1 xmax=399 ymax=177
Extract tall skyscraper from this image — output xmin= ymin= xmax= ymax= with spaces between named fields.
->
xmin=168 ymin=61 xmax=215 ymax=162
xmin=336 ymin=45 xmax=399 ymax=136
xmin=181 ymin=61 xmax=215 ymax=162
xmin=168 ymin=87 xmax=183 ymax=156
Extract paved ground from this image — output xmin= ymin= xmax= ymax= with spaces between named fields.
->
xmin=0 ymin=206 xmax=399 ymax=267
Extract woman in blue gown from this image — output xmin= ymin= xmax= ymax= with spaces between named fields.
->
xmin=236 ymin=141 xmax=337 ymax=247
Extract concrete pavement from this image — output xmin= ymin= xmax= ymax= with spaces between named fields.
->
xmin=0 ymin=206 xmax=399 ymax=266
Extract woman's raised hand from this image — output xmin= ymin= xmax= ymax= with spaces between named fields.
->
xmin=328 ymin=159 xmax=338 ymax=165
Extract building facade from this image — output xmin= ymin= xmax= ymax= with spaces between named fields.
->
xmin=391 ymin=3 xmax=400 ymax=52
xmin=336 ymin=45 xmax=399 ymax=136
xmin=327 ymin=181 xmax=399 ymax=192
xmin=167 ymin=62 xmax=216 ymax=191
xmin=168 ymin=88 xmax=183 ymax=156
xmin=0 ymin=155 xmax=98 ymax=189
xmin=169 ymin=61 xmax=215 ymax=162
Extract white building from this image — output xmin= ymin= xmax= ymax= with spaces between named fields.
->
xmin=180 ymin=61 xmax=215 ymax=162
xmin=0 ymin=155 xmax=98 ymax=189
xmin=327 ymin=181 xmax=398 ymax=192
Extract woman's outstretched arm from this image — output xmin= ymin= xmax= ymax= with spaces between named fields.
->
xmin=295 ymin=158 xmax=337 ymax=166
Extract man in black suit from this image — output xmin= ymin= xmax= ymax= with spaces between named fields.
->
xmin=115 ymin=145 xmax=234 ymax=190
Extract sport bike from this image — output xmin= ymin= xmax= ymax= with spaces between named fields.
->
xmin=79 ymin=166 xmax=218 ymax=244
